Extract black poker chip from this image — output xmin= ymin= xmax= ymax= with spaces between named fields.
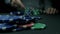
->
xmin=10 ymin=11 xmax=24 ymax=15
xmin=12 ymin=27 xmax=25 ymax=32
xmin=0 ymin=23 xmax=13 ymax=31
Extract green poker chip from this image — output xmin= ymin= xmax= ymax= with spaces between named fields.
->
xmin=31 ymin=23 xmax=46 ymax=29
xmin=32 ymin=9 xmax=40 ymax=16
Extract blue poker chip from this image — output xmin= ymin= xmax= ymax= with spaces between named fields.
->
xmin=0 ymin=15 xmax=40 ymax=21
xmin=22 ymin=16 xmax=41 ymax=22
xmin=0 ymin=15 xmax=23 ymax=23
xmin=23 ymin=16 xmax=32 ymax=21
xmin=31 ymin=16 xmax=41 ymax=20
xmin=12 ymin=27 xmax=25 ymax=31
xmin=8 ymin=15 xmax=35 ymax=24
xmin=0 ymin=23 xmax=13 ymax=30
xmin=10 ymin=19 xmax=26 ymax=25
xmin=0 ymin=15 xmax=41 ymax=25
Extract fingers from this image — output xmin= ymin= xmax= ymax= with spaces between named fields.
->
xmin=44 ymin=8 xmax=58 ymax=14
xmin=11 ymin=0 xmax=17 ymax=7
xmin=52 ymin=9 xmax=57 ymax=14
xmin=47 ymin=8 xmax=51 ymax=14
xmin=16 ymin=0 xmax=25 ymax=8
xmin=11 ymin=0 xmax=25 ymax=9
xmin=11 ymin=0 xmax=15 ymax=6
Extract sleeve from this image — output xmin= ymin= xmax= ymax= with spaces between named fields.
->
xmin=44 ymin=0 xmax=52 ymax=9
xmin=5 ymin=0 xmax=11 ymax=4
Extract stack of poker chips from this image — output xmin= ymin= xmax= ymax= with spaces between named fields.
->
xmin=0 ymin=8 xmax=46 ymax=32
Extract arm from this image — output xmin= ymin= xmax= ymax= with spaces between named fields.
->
xmin=15 ymin=0 xmax=25 ymax=8
xmin=11 ymin=0 xmax=25 ymax=9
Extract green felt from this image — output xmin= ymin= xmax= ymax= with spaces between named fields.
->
xmin=31 ymin=23 xmax=46 ymax=29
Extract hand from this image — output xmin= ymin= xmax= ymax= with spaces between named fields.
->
xmin=11 ymin=0 xmax=25 ymax=9
xmin=44 ymin=8 xmax=58 ymax=14
xmin=11 ymin=0 xmax=16 ymax=7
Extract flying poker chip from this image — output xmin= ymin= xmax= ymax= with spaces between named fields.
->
xmin=31 ymin=23 xmax=46 ymax=29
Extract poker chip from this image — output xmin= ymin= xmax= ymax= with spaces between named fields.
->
xmin=12 ymin=29 xmax=16 ymax=32
xmin=9 ymin=18 xmax=13 ymax=22
xmin=0 ymin=15 xmax=23 ymax=23
xmin=0 ymin=23 xmax=13 ymax=31
xmin=33 ymin=16 xmax=41 ymax=20
xmin=17 ymin=12 xmax=21 ymax=14
xmin=2 ymin=27 xmax=7 ymax=30
xmin=15 ymin=19 xmax=26 ymax=25
xmin=22 ymin=16 xmax=35 ymax=22
xmin=0 ymin=8 xmax=45 ymax=32
xmin=13 ymin=24 xmax=17 ymax=27
xmin=19 ymin=22 xmax=34 ymax=28
xmin=23 ymin=22 xmax=34 ymax=28
xmin=31 ymin=23 xmax=46 ymax=29
xmin=19 ymin=16 xmax=23 ymax=19
xmin=10 ymin=11 xmax=24 ymax=15
xmin=23 ymin=16 xmax=32 ymax=20
xmin=0 ymin=15 xmax=40 ymax=23
xmin=10 ymin=12 xmax=13 ymax=15
xmin=12 ymin=28 xmax=25 ymax=32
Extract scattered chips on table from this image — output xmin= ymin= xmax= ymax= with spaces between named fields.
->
xmin=0 ymin=8 xmax=46 ymax=32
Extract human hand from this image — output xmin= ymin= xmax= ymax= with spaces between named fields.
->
xmin=44 ymin=8 xmax=58 ymax=14
xmin=11 ymin=0 xmax=25 ymax=9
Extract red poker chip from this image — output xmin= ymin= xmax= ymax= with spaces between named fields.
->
xmin=19 ymin=22 xmax=34 ymax=28
xmin=25 ymin=22 xmax=34 ymax=27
